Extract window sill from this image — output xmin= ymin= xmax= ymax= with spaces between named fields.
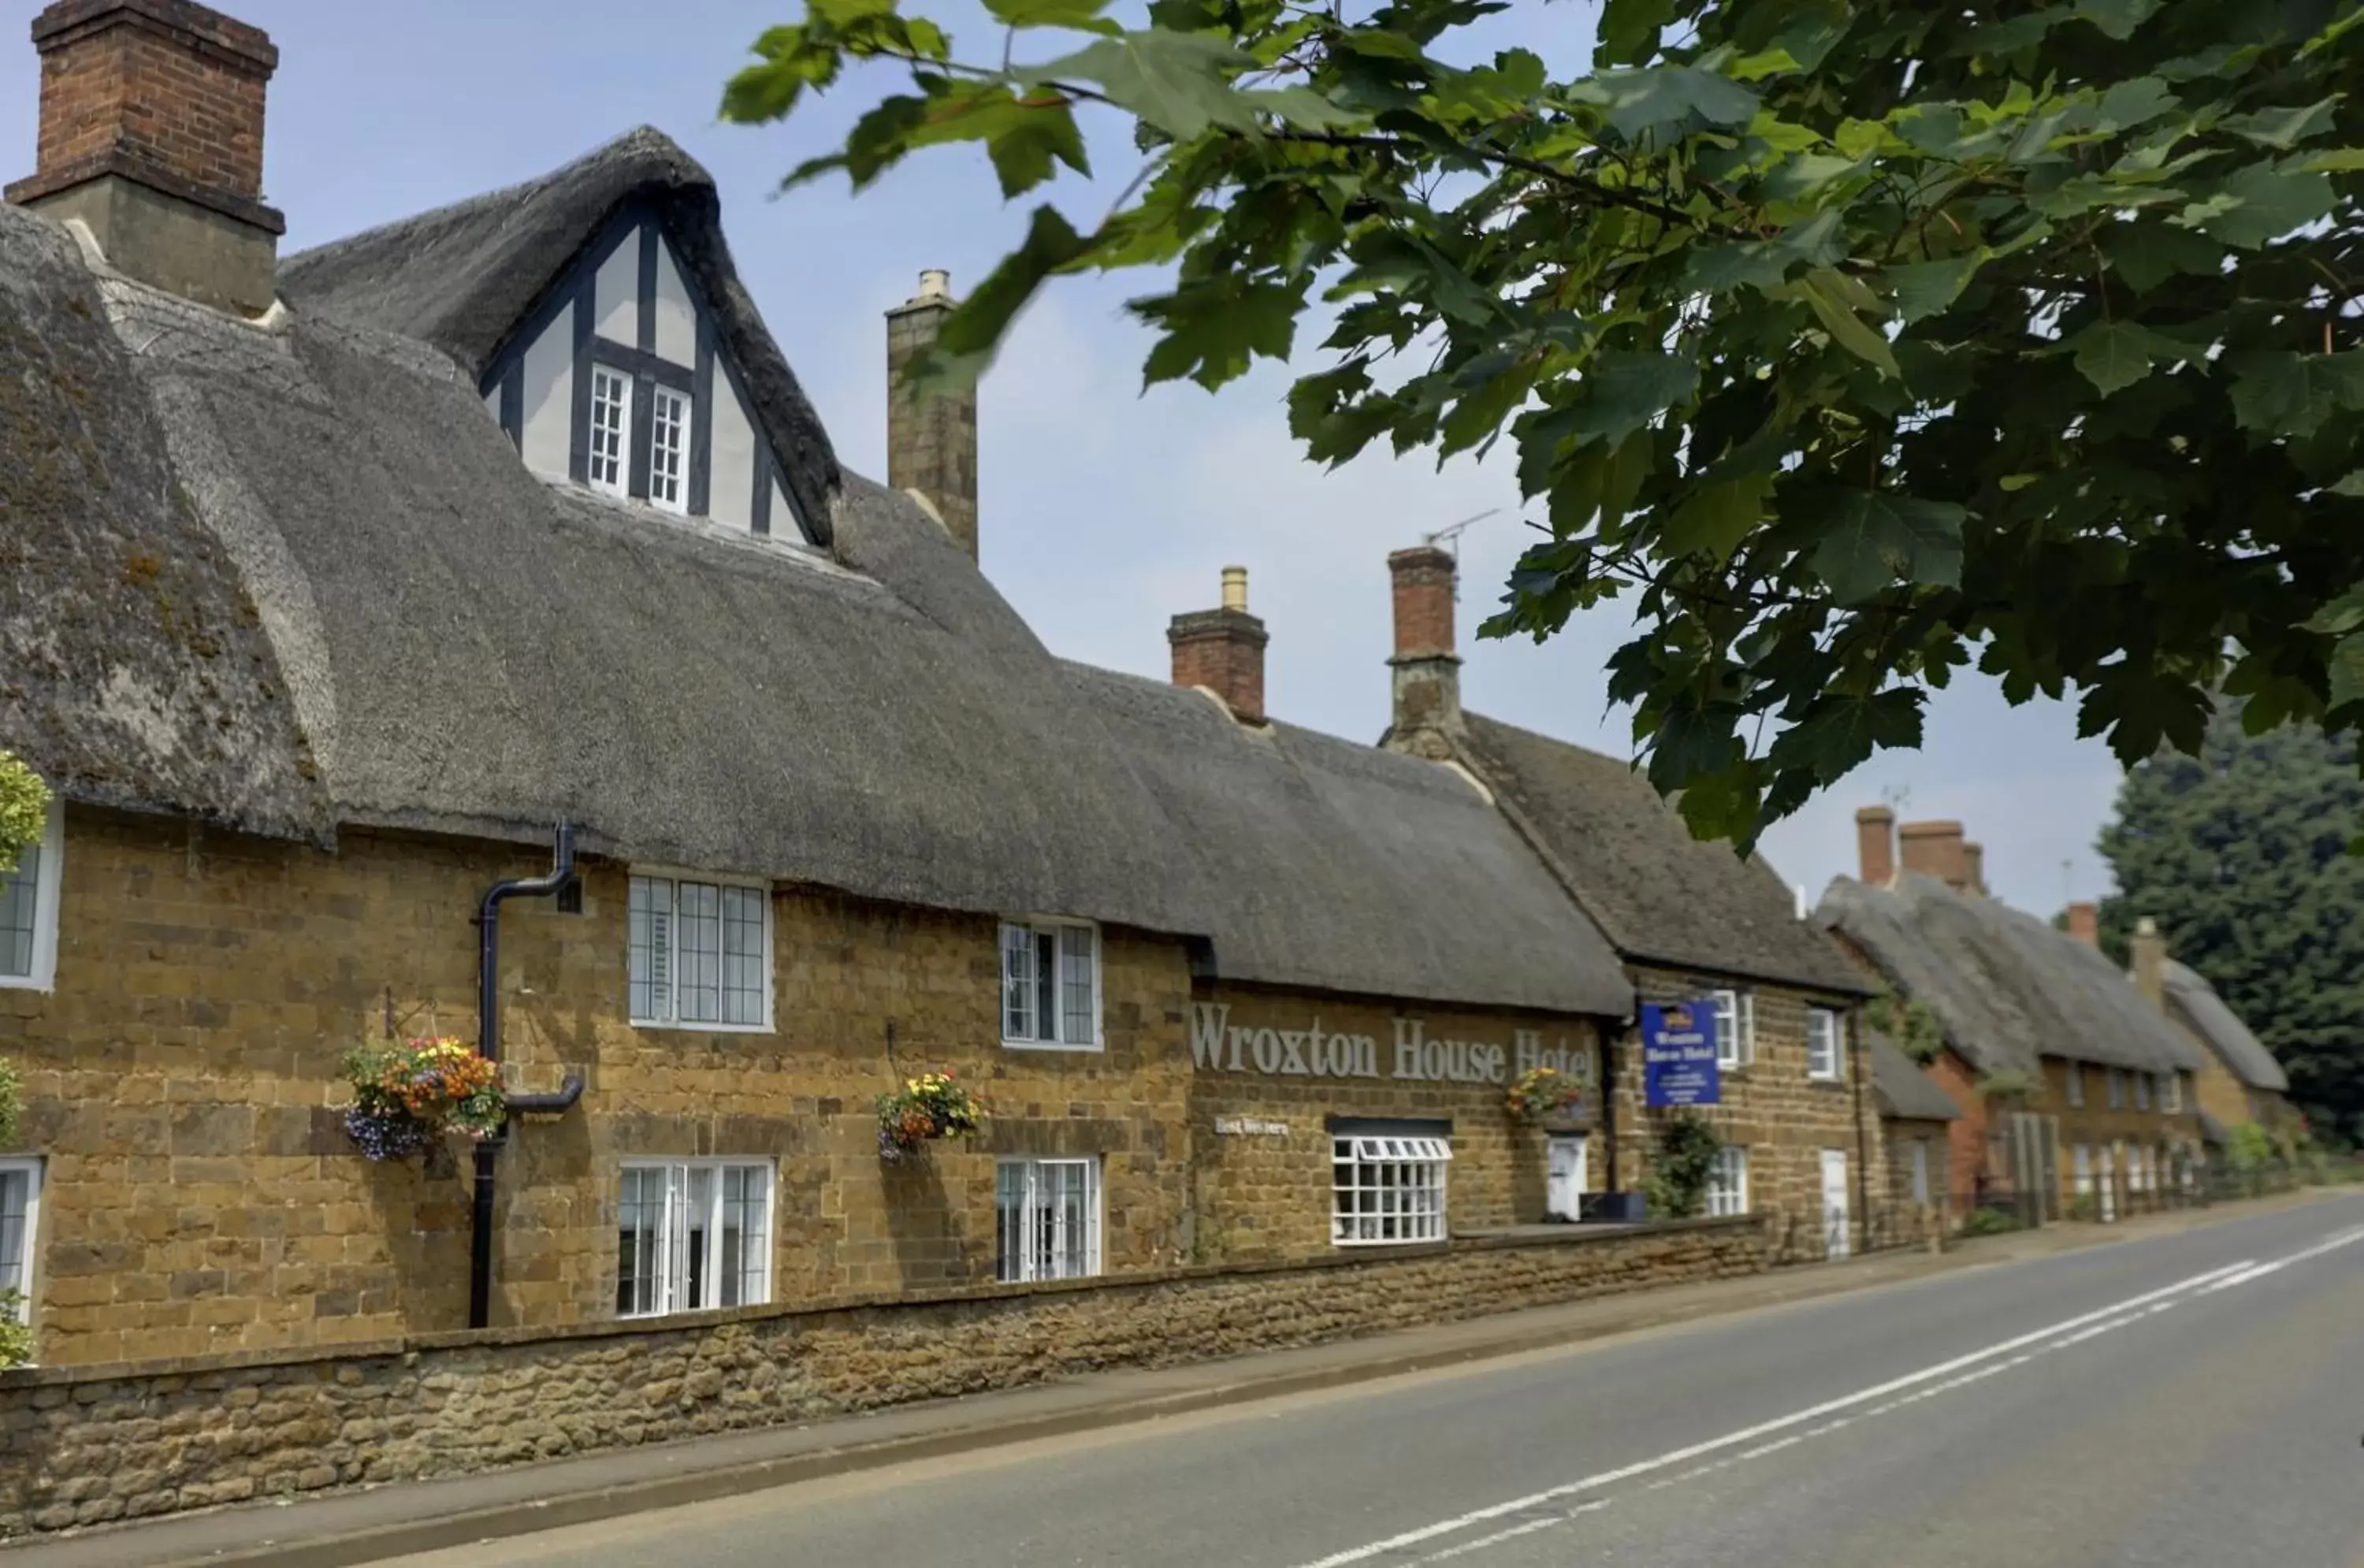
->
xmin=1330 ymin=1237 xmax=1452 ymax=1249
xmin=999 ymin=1038 xmax=1106 ymax=1053
xmin=1808 ymin=1073 xmax=1847 ymax=1086
xmin=628 ymin=1017 xmax=775 ymax=1036
xmin=0 ymin=972 xmax=55 ymax=994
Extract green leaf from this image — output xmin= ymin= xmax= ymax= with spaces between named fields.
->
xmin=2184 ymin=162 xmax=2336 ymax=249
xmin=2221 ymin=98 xmax=2340 ymax=150
xmin=1137 ymin=277 xmax=1303 ymax=391
xmin=2069 ymin=320 xmax=2181 ymax=396
xmin=1566 ymin=351 xmax=1699 ymax=446
xmin=1663 ymin=471 xmax=1775 ymax=563
xmin=985 ymin=0 xmax=1118 ymax=28
xmin=2228 ymin=351 xmax=2364 ymax=439
xmin=2303 ymin=585 xmax=2364 ymax=636
xmin=1589 ymin=66 xmax=1761 ymax=139
xmin=1886 ymin=253 xmax=1983 ymax=322
xmin=1027 ymin=31 xmax=1260 ymax=139
xmin=2075 ymin=0 xmax=2161 ymax=41
xmin=2099 ymin=221 xmax=2222 ymax=293
xmin=1799 ymin=489 xmax=1968 ymax=602
xmin=908 ymin=205 xmax=1098 ymax=393
xmin=1778 ymin=689 xmax=1926 ymax=785
xmin=2332 ymin=634 xmax=2364 ymax=710
xmin=1597 ymin=0 xmax=1675 ymax=65
xmin=2096 ymin=76 xmax=2178 ymax=131
xmin=2076 ymin=663 xmax=2211 ymax=766
xmin=2332 ymin=474 xmax=2364 ymax=499
xmin=1797 ymin=269 xmax=1899 ymax=377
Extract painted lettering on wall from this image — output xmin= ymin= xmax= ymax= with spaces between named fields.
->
xmin=1190 ymin=1004 xmax=1589 ymax=1087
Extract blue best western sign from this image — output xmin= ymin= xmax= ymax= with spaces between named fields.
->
xmin=1641 ymin=1000 xmax=1721 ymax=1107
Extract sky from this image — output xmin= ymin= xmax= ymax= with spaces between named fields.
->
xmin=3 ymin=0 xmax=2128 ymax=914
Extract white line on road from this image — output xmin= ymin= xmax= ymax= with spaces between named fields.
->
xmin=1293 ymin=1252 xmax=2284 ymax=1568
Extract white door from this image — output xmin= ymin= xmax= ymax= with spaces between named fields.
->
xmin=2099 ymin=1146 xmax=2117 ymax=1223
xmin=1909 ymin=1139 xmax=1931 ymax=1208
xmin=1820 ymin=1149 xmax=1851 ymax=1260
xmin=2072 ymin=1144 xmax=2091 ymax=1214
xmin=1546 ymin=1136 xmax=1588 ymax=1221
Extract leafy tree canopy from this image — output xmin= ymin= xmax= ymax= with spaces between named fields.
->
xmin=2097 ymin=701 xmax=2364 ymax=1144
xmin=723 ymin=0 xmax=2364 ymax=850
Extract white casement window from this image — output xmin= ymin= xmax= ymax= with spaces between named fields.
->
xmin=615 ymin=1159 xmax=772 ymax=1317
xmin=2161 ymin=1072 xmax=2183 ymax=1113
xmin=629 ymin=871 xmax=771 ymax=1031
xmin=1806 ymin=1007 xmax=1845 ymax=1081
xmin=1705 ymin=1146 xmax=1751 ymax=1217
xmin=2133 ymin=1071 xmax=2151 ymax=1111
xmin=0 ymin=801 xmax=61 ymax=992
xmin=587 ymin=364 xmax=633 ymax=495
xmin=2065 ymin=1063 xmax=2084 ymax=1109
xmin=1331 ymin=1135 xmax=1451 ymax=1245
xmin=648 ymin=385 xmax=690 ymax=514
xmin=1712 ymin=988 xmax=1755 ymax=1069
xmin=1 ymin=1158 xmax=40 ymax=1330
xmin=1909 ymin=1140 xmax=1931 ymax=1207
xmin=2106 ymin=1068 xmax=2126 ymax=1109
xmin=1000 ymin=920 xmax=1101 ymax=1050
xmin=994 ymin=1157 xmax=1100 ymax=1283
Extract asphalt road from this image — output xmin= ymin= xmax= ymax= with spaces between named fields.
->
xmin=377 ymin=1195 xmax=2364 ymax=1568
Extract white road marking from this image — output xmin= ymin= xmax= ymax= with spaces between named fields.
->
xmin=1293 ymin=1252 xmax=2284 ymax=1568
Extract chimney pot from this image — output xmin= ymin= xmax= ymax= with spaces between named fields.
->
xmin=1169 ymin=568 xmax=1269 ymax=724
xmin=1221 ymin=565 xmax=1248 ymax=613
xmin=1386 ymin=545 xmax=1463 ymax=745
xmin=1898 ymin=819 xmax=1968 ymax=890
xmin=2066 ymin=901 xmax=2099 ymax=947
xmin=1855 ymin=805 xmax=1896 ymax=886
xmin=2130 ymin=915 xmax=2166 ymax=1005
xmin=8 ymin=0 xmax=284 ymax=315
xmin=886 ymin=267 xmax=979 ymax=559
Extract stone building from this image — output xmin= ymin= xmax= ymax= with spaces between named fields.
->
xmin=2128 ymin=919 xmax=2302 ymax=1152
xmin=0 ymin=0 xmax=1669 ymax=1375
xmin=1370 ymin=552 xmax=1882 ymax=1261
xmin=1819 ymin=812 xmax=2208 ymax=1222
xmin=1868 ymin=1033 xmax=1959 ymax=1244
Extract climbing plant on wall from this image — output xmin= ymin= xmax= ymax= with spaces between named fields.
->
xmin=0 ymin=750 xmax=50 ymax=875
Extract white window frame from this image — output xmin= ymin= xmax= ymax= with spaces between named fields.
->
xmin=1711 ymin=988 xmax=1755 ymax=1069
xmin=627 ymin=868 xmax=773 ymax=1033
xmin=999 ymin=918 xmax=1102 ymax=1051
xmin=615 ymin=1157 xmax=773 ymax=1319
xmin=2106 ymin=1067 xmax=2126 ymax=1109
xmin=1806 ymin=1006 xmax=1845 ymax=1081
xmin=0 ymin=801 xmax=62 ymax=993
xmin=1705 ymin=1145 xmax=1750 ymax=1218
xmin=2065 ymin=1062 xmax=2084 ymax=1109
xmin=1331 ymin=1135 xmax=1452 ymax=1246
xmin=587 ymin=363 xmax=634 ymax=496
xmin=647 ymin=383 xmax=692 ymax=515
xmin=1 ymin=1157 xmax=43 ymax=1333
xmin=2133 ymin=1071 xmax=2151 ymax=1111
xmin=994 ymin=1157 xmax=1102 ymax=1283
xmin=2160 ymin=1072 xmax=2182 ymax=1113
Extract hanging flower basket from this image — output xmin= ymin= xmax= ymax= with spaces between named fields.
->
xmin=1507 ymin=1066 xmax=1588 ymax=1124
xmin=875 ymin=1071 xmax=986 ymax=1163
xmin=343 ymin=1037 xmax=506 ymax=1161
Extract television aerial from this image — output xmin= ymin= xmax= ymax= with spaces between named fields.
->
xmin=1423 ymin=509 xmax=1499 ymax=600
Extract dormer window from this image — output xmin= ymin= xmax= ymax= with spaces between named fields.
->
xmin=482 ymin=208 xmax=808 ymax=544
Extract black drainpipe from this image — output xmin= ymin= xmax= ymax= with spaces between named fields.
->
xmin=470 ymin=824 xmax=581 ymax=1331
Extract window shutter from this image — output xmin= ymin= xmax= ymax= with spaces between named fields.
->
xmin=1060 ymin=925 xmax=1097 ymax=1046
xmin=1002 ymin=924 xmax=1034 ymax=1040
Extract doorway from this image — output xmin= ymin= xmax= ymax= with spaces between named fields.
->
xmin=1546 ymin=1135 xmax=1589 ymax=1222
xmin=1820 ymin=1148 xmax=1852 ymax=1260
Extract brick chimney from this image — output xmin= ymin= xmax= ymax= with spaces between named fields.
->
xmin=1386 ymin=545 xmax=1462 ymax=752
xmin=6 ymin=0 xmax=284 ymax=316
xmin=1855 ymin=806 xmax=1895 ymax=886
xmin=2065 ymin=901 xmax=2099 ymax=946
xmin=1898 ymin=819 xmax=1968 ymax=889
xmin=885 ymin=269 xmax=979 ymax=559
xmin=1962 ymin=841 xmax=1987 ymax=897
xmin=2130 ymin=916 xmax=2166 ymax=1005
xmin=1168 ymin=565 xmax=1269 ymax=724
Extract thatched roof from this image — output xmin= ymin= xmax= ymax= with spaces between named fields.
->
xmin=1867 ymin=1033 xmax=1962 ymax=1122
xmin=2 ymin=127 xmax=1639 ymax=1015
xmin=277 ymin=128 xmax=838 ymax=541
xmin=1448 ymin=713 xmax=1870 ymax=995
xmin=1067 ymin=667 xmax=1632 ymax=1016
xmin=2161 ymin=960 xmax=2288 ymax=1092
xmin=1817 ymin=874 xmax=2206 ymax=1076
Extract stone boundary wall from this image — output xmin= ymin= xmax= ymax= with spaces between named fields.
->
xmin=0 ymin=1216 xmax=1767 ymax=1536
